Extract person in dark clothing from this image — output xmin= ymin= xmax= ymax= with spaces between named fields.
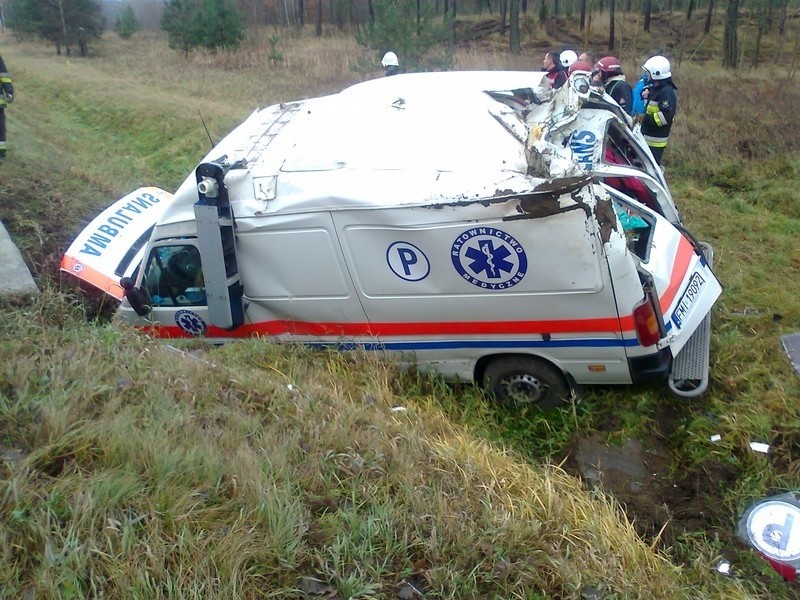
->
xmin=0 ymin=54 xmax=13 ymax=160
xmin=593 ymin=56 xmax=633 ymax=115
xmin=542 ymin=51 xmax=567 ymax=89
xmin=635 ymin=55 xmax=677 ymax=165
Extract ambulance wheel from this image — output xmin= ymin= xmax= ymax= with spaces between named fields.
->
xmin=483 ymin=357 xmax=569 ymax=410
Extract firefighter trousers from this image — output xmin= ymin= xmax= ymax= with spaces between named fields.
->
xmin=0 ymin=107 xmax=6 ymax=157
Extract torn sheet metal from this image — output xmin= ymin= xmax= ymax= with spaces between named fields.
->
xmin=780 ymin=333 xmax=800 ymax=377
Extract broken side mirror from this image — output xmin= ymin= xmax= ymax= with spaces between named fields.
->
xmin=120 ymin=277 xmax=152 ymax=317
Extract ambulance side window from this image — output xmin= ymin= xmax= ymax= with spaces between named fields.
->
xmin=143 ymin=245 xmax=206 ymax=307
xmin=609 ymin=194 xmax=654 ymax=262
xmin=604 ymin=122 xmax=649 ymax=171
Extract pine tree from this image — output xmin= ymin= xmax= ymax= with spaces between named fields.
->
xmin=7 ymin=0 xmax=103 ymax=56
xmin=114 ymin=4 xmax=140 ymax=40
xmin=161 ymin=0 xmax=245 ymax=56
xmin=356 ymin=0 xmax=452 ymax=72
xmin=196 ymin=0 xmax=244 ymax=51
xmin=161 ymin=0 xmax=201 ymax=57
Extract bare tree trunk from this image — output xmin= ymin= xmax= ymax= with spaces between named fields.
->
xmin=704 ymin=0 xmax=714 ymax=34
xmin=449 ymin=0 xmax=457 ymax=46
xmin=316 ymin=0 xmax=322 ymax=35
xmin=555 ymin=0 xmax=560 ymax=15
xmin=752 ymin=11 xmax=765 ymax=67
xmin=609 ymin=0 xmax=615 ymax=48
xmin=686 ymin=0 xmax=694 ymax=21
xmin=643 ymin=0 xmax=651 ymax=32
xmin=522 ymin=0 xmax=528 ymax=13
xmin=722 ymin=0 xmax=740 ymax=68
xmin=779 ymin=0 xmax=788 ymax=35
xmin=500 ymin=0 xmax=507 ymax=35
xmin=57 ymin=0 xmax=71 ymax=57
xmin=580 ymin=0 xmax=587 ymax=28
xmin=510 ymin=0 xmax=520 ymax=52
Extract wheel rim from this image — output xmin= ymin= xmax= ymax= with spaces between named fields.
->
xmin=500 ymin=373 xmax=547 ymax=404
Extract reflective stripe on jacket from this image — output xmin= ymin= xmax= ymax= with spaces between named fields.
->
xmin=0 ymin=54 xmax=13 ymax=107
xmin=641 ymin=79 xmax=677 ymax=148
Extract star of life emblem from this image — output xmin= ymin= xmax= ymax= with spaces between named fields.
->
xmin=175 ymin=309 xmax=207 ymax=337
xmin=451 ymin=227 xmax=527 ymax=290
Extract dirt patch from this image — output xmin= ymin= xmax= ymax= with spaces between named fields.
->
xmin=559 ymin=432 xmax=738 ymax=548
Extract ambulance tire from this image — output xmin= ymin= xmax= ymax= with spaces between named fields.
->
xmin=483 ymin=357 xmax=569 ymax=410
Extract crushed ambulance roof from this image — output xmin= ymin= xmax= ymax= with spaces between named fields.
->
xmin=163 ymin=70 xmax=569 ymax=223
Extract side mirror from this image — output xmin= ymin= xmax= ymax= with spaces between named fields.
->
xmin=120 ymin=277 xmax=152 ymax=317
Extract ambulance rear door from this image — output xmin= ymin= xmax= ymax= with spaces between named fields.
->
xmin=602 ymin=184 xmax=722 ymax=360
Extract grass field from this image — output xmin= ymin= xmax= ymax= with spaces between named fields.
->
xmin=0 ymin=18 xmax=799 ymax=599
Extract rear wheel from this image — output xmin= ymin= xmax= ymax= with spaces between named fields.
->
xmin=483 ymin=356 xmax=570 ymax=410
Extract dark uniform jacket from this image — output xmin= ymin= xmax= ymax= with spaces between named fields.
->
xmin=0 ymin=55 xmax=13 ymax=107
xmin=641 ymin=79 xmax=677 ymax=151
xmin=605 ymin=76 xmax=633 ymax=115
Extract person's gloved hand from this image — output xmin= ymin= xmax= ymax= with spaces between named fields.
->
xmin=5 ymin=93 xmax=12 ymax=104
xmin=631 ymin=114 xmax=644 ymax=126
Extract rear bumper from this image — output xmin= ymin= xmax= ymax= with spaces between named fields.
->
xmin=628 ymin=346 xmax=672 ymax=384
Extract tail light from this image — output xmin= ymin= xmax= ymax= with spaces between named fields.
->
xmin=633 ymin=295 xmax=661 ymax=347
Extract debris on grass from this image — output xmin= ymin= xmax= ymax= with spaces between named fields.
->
xmin=737 ymin=492 xmax=800 ymax=583
xmin=780 ymin=333 xmax=800 ymax=377
xmin=715 ymin=560 xmax=733 ymax=576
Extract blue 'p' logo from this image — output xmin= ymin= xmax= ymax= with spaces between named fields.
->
xmin=387 ymin=241 xmax=430 ymax=281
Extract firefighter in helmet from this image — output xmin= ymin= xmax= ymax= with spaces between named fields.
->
xmin=593 ymin=56 xmax=633 ymax=115
xmin=636 ymin=55 xmax=678 ymax=165
xmin=381 ymin=51 xmax=401 ymax=77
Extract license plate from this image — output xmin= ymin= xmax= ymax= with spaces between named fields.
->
xmin=672 ymin=272 xmax=706 ymax=329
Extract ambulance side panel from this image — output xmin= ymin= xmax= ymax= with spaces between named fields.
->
xmin=127 ymin=212 xmax=370 ymax=339
xmin=333 ymin=203 xmax=635 ymax=385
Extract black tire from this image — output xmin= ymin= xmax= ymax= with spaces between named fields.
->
xmin=483 ymin=356 xmax=570 ymax=410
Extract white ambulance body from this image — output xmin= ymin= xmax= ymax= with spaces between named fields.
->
xmin=61 ymin=70 xmax=721 ymax=407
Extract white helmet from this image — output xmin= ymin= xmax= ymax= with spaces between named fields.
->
xmin=560 ymin=50 xmax=578 ymax=68
xmin=381 ymin=51 xmax=399 ymax=68
xmin=642 ymin=55 xmax=671 ymax=80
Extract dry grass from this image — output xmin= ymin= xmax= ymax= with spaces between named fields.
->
xmin=0 ymin=290 xmax=753 ymax=598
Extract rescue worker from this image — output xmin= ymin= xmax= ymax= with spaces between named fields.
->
xmin=635 ymin=55 xmax=677 ymax=165
xmin=579 ymin=51 xmax=595 ymax=64
xmin=0 ymin=54 xmax=13 ymax=161
xmin=593 ymin=56 xmax=633 ymax=115
xmin=631 ymin=70 xmax=648 ymax=116
xmin=568 ymin=60 xmax=593 ymax=74
xmin=381 ymin=51 xmax=401 ymax=77
xmin=543 ymin=51 xmax=567 ymax=89
xmin=560 ymin=50 xmax=578 ymax=70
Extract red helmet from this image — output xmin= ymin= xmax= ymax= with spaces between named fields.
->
xmin=569 ymin=60 xmax=593 ymax=74
xmin=594 ymin=56 xmax=623 ymax=79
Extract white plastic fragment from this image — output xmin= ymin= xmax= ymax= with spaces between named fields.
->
xmin=710 ymin=434 xmax=722 ymax=443
xmin=287 ymin=384 xmax=296 ymax=391
xmin=749 ymin=442 xmax=770 ymax=454
xmin=716 ymin=560 xmax=732 ymax=576
xmin=390 ymin=406 xmax=407 ymax=413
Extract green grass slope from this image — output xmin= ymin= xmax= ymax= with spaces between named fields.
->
xmin=0 ymin=25 xmax=798 ymax=598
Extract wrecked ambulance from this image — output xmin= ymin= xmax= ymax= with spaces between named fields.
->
xmin=61 ymin=69 xmax=722 ymax=408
